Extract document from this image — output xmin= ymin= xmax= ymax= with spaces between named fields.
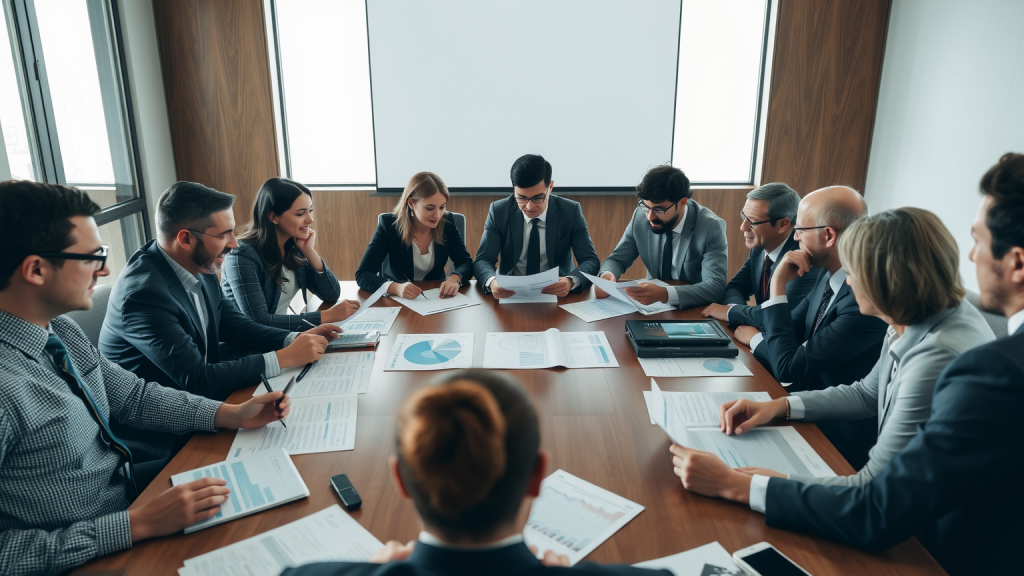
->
xmin=395 ymin=289 xmax=480 ymax=316
xmin=582 ymin=272 xmax=675 ymax=315
xmin=560 ymin=298 xmax=638 ymax=322
xmin=342 ymin=307 xmax=399 ymax=335
xmin=170 ymin=447 xmax=309 ymax=533
xmin=384 ymin=333 xmax=474 ymax=371
xmin=638 ymin=357 xmax=753 ymax=378
xmin=524 ymin=469 xmax=644 ymax=566
xmin=641 ymin=390 xmax=772 ymax=427
xmin=634 ymin=542 xmax=742 ymax=576
xmin=178 ymin=505 xmax=383 ymax=576
xmin=495 ymin=267 xmax=560 ymax=303
xmin=260 ymin=351 xmax=374 ymax=396
xmin=229 ymin=395 xmax=357 ymax=458
xmin=483 ymin=328 xmax=618 ymax=369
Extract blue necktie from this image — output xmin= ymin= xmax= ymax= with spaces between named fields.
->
xmin=45 ymin=334 xmax=138 ymax=499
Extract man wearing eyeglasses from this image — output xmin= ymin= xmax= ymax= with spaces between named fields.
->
xmin=99 ymin=182 xmax=339 ymax=466
xmin=701 ymin=183 xmax=823 ymax=328
xmin=474 ymin=154 xmax=599 ymax=298
xmin=596 ymin=165 xmax=727 ymax=309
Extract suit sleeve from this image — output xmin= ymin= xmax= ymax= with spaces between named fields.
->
xmin=222 ymin=249 xmax=325 ymax=331
xmin=354 ymin=220 xmax=394 ymax=293
xmin=723 ymin=254 xmax=755 ymax=305
xmin=473 ymin=203 xmax=504 ymax=293
xmin=671 ymin=217 xmax=728 ymax=309
xmin=566 ymin=203 xmax=599 ymax=290
xmin=600 ymin=216 xmax=640 ymax=279
xmin=300 ymin=258 xmax=342 ymax=304
xmin=445 ymin=220 xmax=474 ymax=285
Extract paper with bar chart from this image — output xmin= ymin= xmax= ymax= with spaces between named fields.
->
xmin=228 ymin=395 xmax=357 ymax=457
xmin=524 ymin=469 xmax=644 ymax=566
xmin=483 ymin=328 xmax=618 ymax=369
xmin=170 ymin=448 xmax=309 ymax=533
xmin=259 ymin=352 xmax=374 ymax=397
xmin=384 ymin=333 xmax=474 ymax=371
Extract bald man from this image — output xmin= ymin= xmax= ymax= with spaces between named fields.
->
xmin=731 ymin=186 xmax=887 ymax=468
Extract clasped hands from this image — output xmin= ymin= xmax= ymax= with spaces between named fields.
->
xmin=593 ymin=272 xmax=669 ymax=305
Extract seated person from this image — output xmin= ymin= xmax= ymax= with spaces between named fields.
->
xmin=222 ymin=177 xmax=359 ymax=330
xmin=702 ymin=183 xmax=822 ymax=326
xmin=0 ymin=180 xmax=290 ymax=575
xmin=355 ymin=172 xmax=473 ymax=299
xmin=716 ymin=208 xmax=994 ymax=486
xmin=100 ymin=182 xmax=336 ymax=464
xmin=597 ymin=165 xmax=727 ymax=309
xmin=667 ymin=153 xmax=1024 ymax=576
xmin=474 ymin=154 xmax=599 ymax=299
xmin=283 ymin=369 xmax=666 ymax=576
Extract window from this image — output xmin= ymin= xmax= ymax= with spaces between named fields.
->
xmin=2 ymin=0 xmax=149 ymax=273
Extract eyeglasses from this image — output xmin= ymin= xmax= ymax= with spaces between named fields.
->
xmin=37 ymin=245 xmax=109 ymax=270
xmin=637 ymin=199 xmax=677 ymax=216
xmin=793 ymin=225 xmax=831 ymax=232
xmin=739 ymin=211 xmax=772 ymax=227
xmin=187 ymin=229 xmax=234 ymax=240
xmin=514 ymin=192 xmax=548 ymax=205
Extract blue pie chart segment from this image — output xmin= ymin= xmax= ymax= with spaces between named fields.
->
xmin=404 ymin=339 xmax=462 ymax=365
xmin=702 ymin=359 xmax=735 ymax=373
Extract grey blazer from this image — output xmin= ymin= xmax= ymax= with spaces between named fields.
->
xmin=787 ymin=301 xmax=995 ymax=486
xmin=600 ymin=199 xmax=728 ymax=309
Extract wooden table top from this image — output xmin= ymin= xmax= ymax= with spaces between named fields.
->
xmin=79 ymin=281 xmax=945 ymax=575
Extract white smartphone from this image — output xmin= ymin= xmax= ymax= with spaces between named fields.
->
xmin=732 ymin=542 xmax=811 ymax=576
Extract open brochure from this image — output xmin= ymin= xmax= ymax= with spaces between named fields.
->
xmin=483 ymin=328 xmax=618 ymax=369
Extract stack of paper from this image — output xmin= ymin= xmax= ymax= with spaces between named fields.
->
xmin=495 ymin=268 xmax=560 ymax=303
xmin=341 ymin=283 xmax=400 ymax=334
xmin=384 ymin=333 xmax=475 ymax=371
xmin=642 ymin=389 xmax=772 ymax=428
xmin=395 ymin=289 xmax=479 ymax=315
xmin=638 ymin=357 xmax=753 ymax=378
xmin=483 ymin=328 xmax=618 ymax=369
xmin=177 ymin=505 xmax=383 ymax=576
xmin=634 ymin=542 xmax=742 ymax=576
xmin=229 ymin=395 xmax=358 ymax=457
xmin=260 ymin=351 xmax=375 ymax=397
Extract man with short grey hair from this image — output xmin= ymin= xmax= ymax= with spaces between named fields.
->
xmin=703 ymin=183 xmax=822 ymax=328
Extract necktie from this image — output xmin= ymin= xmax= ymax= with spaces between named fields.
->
xmin=526 ymin=218 xmax=541 ymax=275
xmin=45 ymin=334 xmax=138 ymax=499
xmin=760 ymin=255 xmax=773 ymax=302
xmin=661 ymin=231 xmax=674 ymax=280
xmin=811 ymin=282 xmax=835 ymax=335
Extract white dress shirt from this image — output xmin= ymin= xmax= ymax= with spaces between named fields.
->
xmin=275 ymin=267 xmax=300 ymax=314
xmin=1008 ymin=308 xmax=1024 ymax=335
xmin=514 ymin=206 xmax=549 ymax=276
xmin=661 ymin=204 xmax=688 ymax=307
xmin=726 ymin=237 xmax=787 ymax=315
xmin=748 ymin=268 xmax=848 ymax=353
xmin=412 ymin=241 xmax=436 ymax=281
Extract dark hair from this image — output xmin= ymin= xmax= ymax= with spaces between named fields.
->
xmin=636 ymin=165 xmax=692 ymax=204
xmin=980 ymin=153 xmax=1024 ymax=259
xmin=0 ymin=180 xmax=100 ymax=291
xmin=236 ymin=178 xmax=311 ymax=284
xmin=156 ymin=181 xmax=235 ymax=241
xmin=396 ymin=369 xmax=540 ymax=540
xmin=510 ymin=154 xmax=552 ymax=189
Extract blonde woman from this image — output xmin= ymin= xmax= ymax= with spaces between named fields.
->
xmin=355 ymin=172 xmax=473 ymax=298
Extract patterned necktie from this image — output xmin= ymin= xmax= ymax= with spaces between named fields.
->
xmin=661 ymin=231 xmax=674 ymax=280
xmin=45 ymin=334 xmax=138 ymax=499
xmin=526 ymin=218 xmax=541 ymax=275
xmin=760 ymin=255 xmax=773 ymax=302
xmin=811 ymin=282 xmax=835 ymax=335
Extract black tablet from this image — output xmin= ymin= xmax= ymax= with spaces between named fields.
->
xmin=625 ymin=319 xmax=732 ymax=346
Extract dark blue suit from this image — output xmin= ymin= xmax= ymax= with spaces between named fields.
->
xmin=355 ymin=212 xmax=474 ymax=293
xmin=763 ymin=324 xmax=1024 ymax=576
xmin=722 ymin=233 xmax=823 ymax=328
xmin=282 ymin=541 xmax=669 ymax=576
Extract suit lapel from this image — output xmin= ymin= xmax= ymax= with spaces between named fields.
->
xmin=147 ymin=242 xmax=206 ymax=344
xmin=545 ymin=196 xmax=560 ymax=267
xmin=199 ymin=279 xmax=219 ymax=359
xmin=509 ymin=200 xmax=525 ymax=273
xmin=804 ymin=273 xmax=829 ymax=336
xmin=877 ymin=350 xmax=898 ymax=431
xmin=752 ymin=247 xmax=766 ymax=298
xmin=673 ymin=199 xmax=698 ymax=278
xmin=401 ymin=242 xmax=415 ymax=282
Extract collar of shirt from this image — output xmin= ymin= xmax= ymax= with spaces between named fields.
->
xmin=671 ymin=203 xmax=687 ymax=236
xmin=1008 ymin=307 xmax=1024 ymax=336
xmin=0 ymin=310 xmax=50 ymax=360
xmin=765 ymin=236 xmax=786 ymax=264
xmin=418 ymin=531 xmax=524 ymax=551
xmin=157 ymin=243 xmax=203 ymax=295
xmin=525 ymin=205 xmax=549 ymax=225
xmin=826 ymin=267 xmax=848 ymax=296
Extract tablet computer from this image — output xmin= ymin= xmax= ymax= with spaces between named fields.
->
xmin=624 ymin=320 xmax=731 ymax=346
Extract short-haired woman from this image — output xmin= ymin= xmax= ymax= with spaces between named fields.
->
xmin=355 ymin=172 xmax=473 ymax=299
xmin=222 ymin=178 xmax=359 ymax=330
xmin=282 ymin=370 xmax=666 ymax=576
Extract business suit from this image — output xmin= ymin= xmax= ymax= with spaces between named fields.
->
xmin=283 ymin=541 xmax=669 ymax=576
xmin=722 ymin=233 xmax=823 ymax=328
xmin=786 ymin=302 xmax=995 ymax=486
xmin=474 ymin=194 xmax=599 ymax=293
xmin=99 ymin=240 xmax=291 ymax=462
xmin=763 ymin=323 xmax=1024 ymax=576
xmin=600 ymin=199 xmax=728 ymax=309
xmin=756 ymin=270 xmax=888 ymax=467
xmin=356 ymin=212 xmax=474 ymax=293
xmin=221 ymin=241 xmax=342 ymax=331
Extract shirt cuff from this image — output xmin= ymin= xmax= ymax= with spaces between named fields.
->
xmin=749 ymin=332 xmax=765 ymax=352
xmin=666 ymin=287 xmax=679 ymax=307
xmin=97 ymin=510 xmax=133 ymax=556
xmin=194 ymin=398 xmax=222 ymax=432
xmin=760 ymin=295 xmax=789 ymax=309
xmin=263 ymin=351 xmax=282 ymax=378
xmin=486 ymin=276 xmax=496 ymax=288
xmin=787 ymin=396 xmax=806 ymax=419
xmin=749 ymin=475 xmax=771 ymax=514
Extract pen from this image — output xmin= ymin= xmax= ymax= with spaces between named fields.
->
xmin=419 ymin=291 xmax=428 ymax=300
xmin=277 ymin=375 xmax=297 ymax=428
xmin=300 ymin=317 xmax=317 ymax=329
xmin=296 ymin=360 xmax=315 ymax=382
xmin=259 ymin=372 xmax=273 ymax=394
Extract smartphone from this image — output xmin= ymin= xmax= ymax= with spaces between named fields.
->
xmin=330 ymin=473 xmax=362 ymax=511
xmin=732 ymin=542 xmax=811 ymax=576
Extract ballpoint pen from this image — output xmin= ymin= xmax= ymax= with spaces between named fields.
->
xmin=296 ymin=360 xmax=316 ymax=382
xmin=260 ymin=373 xmax=288 ymax=428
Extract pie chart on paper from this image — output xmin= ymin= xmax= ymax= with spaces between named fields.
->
xmin=404 ymin=338 xmax=463 ymax=365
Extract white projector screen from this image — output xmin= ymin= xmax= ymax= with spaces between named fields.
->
xmin=366 ymin=0 xmax=682 ymax=192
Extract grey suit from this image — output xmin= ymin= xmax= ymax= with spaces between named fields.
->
xmin=787 ymin=301 xmax=995 ymax=486
xmin=600 ymin=199 xmax=728 ymax=309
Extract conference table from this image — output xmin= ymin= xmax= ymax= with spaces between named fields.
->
xmin=79 ymin=281 xmax=946 ymax=575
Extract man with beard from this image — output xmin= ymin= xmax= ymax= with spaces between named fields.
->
xmin=100 ymin=182 xmax=338 ymax=467
xmin=596 ymin=165 xmax=728 ymax=309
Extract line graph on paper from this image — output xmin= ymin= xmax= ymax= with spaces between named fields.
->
xmin=526 ymin=486 xmax=625 ymax=552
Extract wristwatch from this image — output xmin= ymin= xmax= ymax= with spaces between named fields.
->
xmin=784 ymin=397 xmax=792 ymax=419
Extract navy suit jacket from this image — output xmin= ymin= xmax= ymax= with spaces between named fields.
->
xmin=99 ymin=240 xmax=291 ymax=461
xmin=722 ymin=233 xmax=823 ymax=328
xmin=355 ymin=212 xmax=474 ymax=293
xmin=473 ymin=194 xmax=599 ymax=293
xmin=764 ymin=324 xmax=1024 ymax=576
xmin=282 ymin=541 xmax=669 ymax=576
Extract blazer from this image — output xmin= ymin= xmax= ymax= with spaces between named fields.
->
xmin=722 ymin=233 xmax=823 ymax=328
xmin=600 ymin=199 xmax=728 ymax=309
xmin=355 ymin=212 xmax=474 ymax=293
xmin=473 ymin=194 xmax=599 ymax=293
xmin=755 ymin=270 xmax=888 ymax=467
xmin=786 ymin=302 xmax=995 ymax=487
xmin=282 ymin=541 xmax=670 ymax=576
xmin=221 ymin=241 xmax=342 ymax=331
xmin=764 ymin=323 xmax=1024 ymax=576
xmin=99 ymin=240 xmax=291 ymax=461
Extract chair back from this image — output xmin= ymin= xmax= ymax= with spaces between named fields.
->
xmin=65 ymin=283 xmax=113 ymax=347
xmin=965 ymin=289 xmax=1009 ymax=338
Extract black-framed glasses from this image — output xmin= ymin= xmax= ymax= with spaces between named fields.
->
xmin=739 ymin=211 xmax=772 ymax=227
xmin=37 ymin=245 xmax=109 ymax=270
xmin=187 ymin=229 xmax=234 ymax=240
xmin=793 ymin=225 xmax=831 ymax=232
xmin=637 ymin=199 xmax=677 ymax=216
xmin=514 ymin=191 xmax=548 ymax=205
